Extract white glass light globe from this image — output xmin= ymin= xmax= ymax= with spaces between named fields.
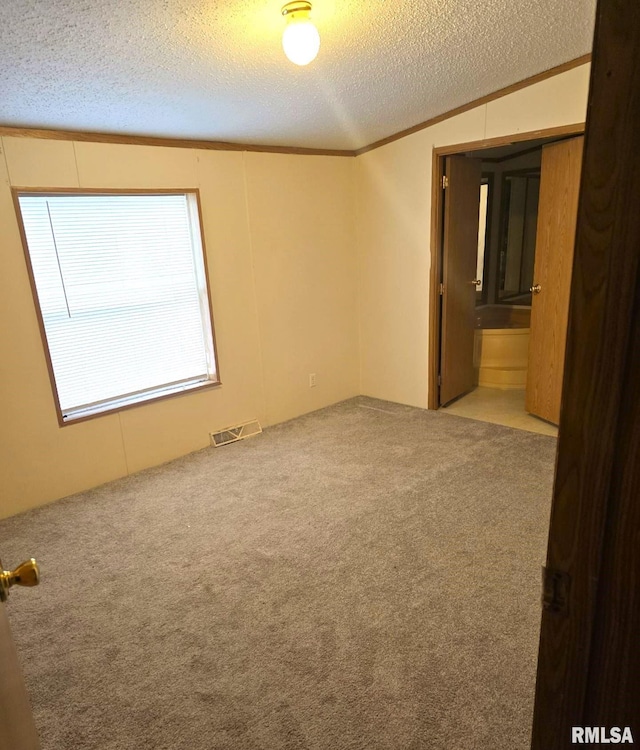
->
xmin=282 ymin=19 xmax=320 ymax=66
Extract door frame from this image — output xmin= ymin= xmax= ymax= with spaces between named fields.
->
xmin=532 ymin=0 xmax=640 ymax=741
xmin=427 ymin=123 xmax=586 ymax=410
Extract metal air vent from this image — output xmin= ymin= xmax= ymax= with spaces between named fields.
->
xmin=210 ymin=419 xmax=262 ymax=447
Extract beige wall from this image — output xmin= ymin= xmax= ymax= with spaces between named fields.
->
xmin=245 ymin=153 xmax=358 ymax=425
xmin=0 ymin=62 xmax=592 ymax=519
xmin=356 ymin=63 xmax=591 ymax=409
xmin=0 ymin=139 xmax=358 ymax=518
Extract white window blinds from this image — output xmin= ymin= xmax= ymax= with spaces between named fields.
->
xmin=18 ymin=192 xmax=217 ymax=422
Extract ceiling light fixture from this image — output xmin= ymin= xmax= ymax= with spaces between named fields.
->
xmin=281 ymin=1 xmax=320 ymax=66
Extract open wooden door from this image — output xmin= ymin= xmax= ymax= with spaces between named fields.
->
xmin=531 ymin=0 xmax=640 ymax=745
xmin=525 ymin=137 xmax=584 ymax=424
xmin=439 ymin=155 xmax=482 ymax=405
xmin=0 ymin=560 xmax=41 ymax=750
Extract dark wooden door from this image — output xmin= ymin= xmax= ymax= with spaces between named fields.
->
xmin=0 ymin=602 xmax=40 ymax=750
xmin=531 ymin=0 xmax=640 ymax=746
xmin=526 ymin=137 xmax=584 ymax=425
xmin=439 ymin=155 xmax=482 ymax=405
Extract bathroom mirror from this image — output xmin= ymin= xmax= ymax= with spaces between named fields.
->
xmin=497 ymin=172 xmax=540 ymax=304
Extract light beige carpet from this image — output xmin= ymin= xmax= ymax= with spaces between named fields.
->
xmin=0 ymin=397 xmax=556 ymax=749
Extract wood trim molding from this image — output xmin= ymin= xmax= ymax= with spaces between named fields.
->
xmin=427 ymin=154 xmax=445 ymax=410
xmin=10 ymin=187 xmax=203 ymax=195
xmin=0 ymin=54 xmax=591 ymax=160
xmin=356 ymin=54 xmax=592 ymax=156
xmin=0 ymin=126 xmax=356 ymax=158
xmin=432 ymin=123 xmax=586 ymax=157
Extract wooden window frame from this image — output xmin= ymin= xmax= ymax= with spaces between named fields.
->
xmin=11 ymin=187 xmax=222 ymax=427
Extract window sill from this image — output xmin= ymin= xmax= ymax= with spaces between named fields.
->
xmin=59 ymin=377 xmax=222 ymax=426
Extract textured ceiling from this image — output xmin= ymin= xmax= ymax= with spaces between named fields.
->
xmin=0 ymin=0 xmax=597 ymax=151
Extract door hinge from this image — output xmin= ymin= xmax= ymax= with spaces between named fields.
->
xmin=542 ymin=566 xmax=571 ymax=616
xmin=442 ymin=175 xmax=449 ymax=189
xmin=437 ymin=374 xmax=442 ymax=387
xmin=439 ymin=282 xmax=444 ymax=296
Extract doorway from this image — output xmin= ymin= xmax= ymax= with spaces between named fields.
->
xmin=428 ymin=125 xmax=585 ymax=432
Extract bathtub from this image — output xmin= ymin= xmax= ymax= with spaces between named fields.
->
xmin=473 ymin=306 xmax=531 ymax=389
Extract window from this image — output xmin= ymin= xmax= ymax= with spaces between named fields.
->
xmin=16 ymin=190 xmax=219 ymax=424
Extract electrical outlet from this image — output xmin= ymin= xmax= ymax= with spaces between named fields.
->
xmin=309 ymin=373 xmax=317 ymax=388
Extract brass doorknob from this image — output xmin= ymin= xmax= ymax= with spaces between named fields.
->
xmin=530 ymin=284 xmax=542 ymax=294
xmin=0 ymin=558 xmax=40 ymax=603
